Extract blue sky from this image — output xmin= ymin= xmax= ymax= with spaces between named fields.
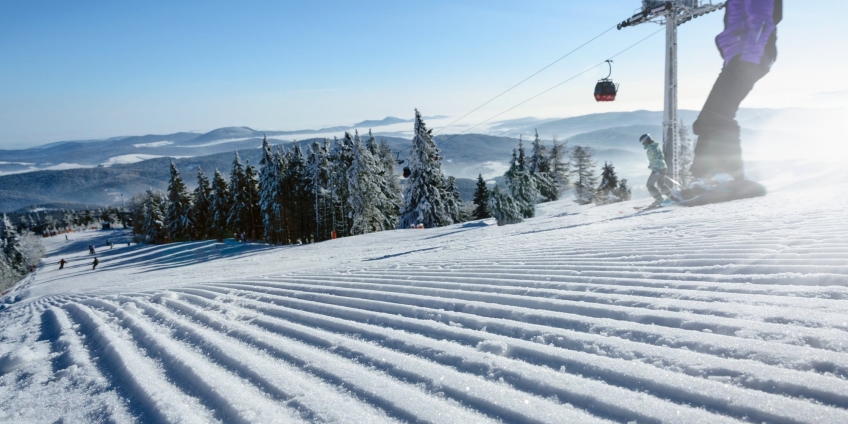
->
xmin=1 ymin=1 xmax=845 ymax=148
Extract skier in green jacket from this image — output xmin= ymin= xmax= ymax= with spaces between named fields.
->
xmin=641 ymin=134 xmax=673 ymax=205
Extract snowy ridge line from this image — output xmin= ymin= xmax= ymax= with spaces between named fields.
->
xmin=308 ymin=271 xmax=848 ymax=313
xmin=197 ymin=282 xmax=848 ymax=383
xmin=161 ymin=290 xmax=530 ymax=424
xmin=171 ymin=288 xmax=727 ymax=424
xmin=77 ymin=298 xmax=304 ymax=424
xmin=249 ymin=275 xmax=848 ymax=329
xmin=205 ymin=281 xmax=848 ymax=354
xmin=111 ymin=294 xmax=401 ymax=424
xmin=176 ymin=285 xmax=848 ymax=423
xmin=62 ymin=302 xmax=217 ymax=424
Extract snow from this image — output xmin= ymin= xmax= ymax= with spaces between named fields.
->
xmin=2 ymin=180 xmax=848 ymax=423
xmin=132 ymin=141 xmax=173 ymax=148
xmin=101 ymin=154 xmax=188 ymax=167
xmin=0 ymin=163 xmax=95 ymax=176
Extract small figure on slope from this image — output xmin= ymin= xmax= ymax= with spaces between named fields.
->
xmin=58 ymin=259 xmax=67 ymax=270
xmin=641 ymin=134 xmax=674 ymax=206
xmin=92 ymin=257 xmax=99 ymax=270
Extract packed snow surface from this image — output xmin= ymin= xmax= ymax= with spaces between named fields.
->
xmin=132 ymin=141 xmax=174 ymax=148
xmin=101 ymin=154 xmax=186 ymax=167
xmin=2 ymin=183 xmax=848 ymax=423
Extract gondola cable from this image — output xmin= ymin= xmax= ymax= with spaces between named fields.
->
xmin=396 ymin=25 xmax=664 ymax=178
xmin=432 ymin=24 xmax=619 ymax=137
xmin=433 ymin=26 xmax=664 ymax=150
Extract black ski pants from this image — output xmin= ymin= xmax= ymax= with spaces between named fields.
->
xmin=647 ymin=171 xmax=671 ymax=201
xmin=691 ymin=56 xmax=771 ymax=180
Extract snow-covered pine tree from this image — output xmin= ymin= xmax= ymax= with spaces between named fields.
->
xmin=191 ymin=167 xmax=213 ymax=240
xmin=329 ymin=134 xmax=355 ymax=236
xmin=274 ymin=148 xmax=290 ymax=243
xmin=71 ymin=211 xmax=82 ymax=227
xmin=615 ymin=178 xmax=632 ymax=201
xmin=82 ymin=209 xmax=93 ymax=227
xmin=445 ymin=176 xmax=466 ymax=223
xmin=505 ymin=137 xmax=537 ymax=218
xmin=472 ymin=174 xmax=490 ymax=220
xmin=366 ymin=130 xmax=380 ymax=157
xmin=487 ymin=186 xmax=523 ymax=226
xmin=548 ymin=136 xmax=571 ymax=197
xmin=244 ymin=162 xmax=262 ymax=241
xmin=595 ymin=162 xmax=621 ymax=205
xmin=227 ymin=152 xmax=252 ymax=238
xmin=61 ymin=210 xmax=72 ymax=231
xmin=678 ymin=120 xmax=695 ymax=187
xmin=358 ymin=131 xmax=402 ymax=226
xmin=0 ymin=252 xmax=15 ymax=290
xmin=259 ymin=135 xmax=281 ymax=243
xmin=283 ymin=143 xmax=313 ymax=243
xmin=166 ymin=161 xmax=194 ymax=241
xmin=398 ymin=110 xmax=454 ymax=229
xmin=210 ymin=169 xmax=231 ymax=241
xmin=142 ymin=190 xmax=167 ymax=243
xmin=1 ymin=214 xmax=25 ymax=276
xmin=570 ymin=146 xmax=598 ymax=205
xmin=347 ymin=133 xmax=393 ymax=234
xmin=108 ymin=208 xmax=119 ymax=228
xmin=528 ymin=130 xmax=558 ymax=202
xmin=378 ymin=138 xmax=404 ymax=198
xmin=369 ymin=131 xmax=402 ymax=225
xmin=307 ymin=140 xmax=332 ymax=241
xmin=18 ymin=232 xmax=45 ymax=270
xmin=43 ymin=214 xmax=56 ymax=233
xmin=128 ymin=193 xmax=147 ymax=237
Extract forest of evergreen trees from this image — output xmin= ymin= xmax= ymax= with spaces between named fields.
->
xmin=131 ymin=111 xmax=468 ymax=245
xmin=478 ymin=130 xmax=632 ymax=226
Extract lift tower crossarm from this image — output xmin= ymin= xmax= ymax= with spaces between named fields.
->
xmin=616 ymin=1 xmax=726 ymax=184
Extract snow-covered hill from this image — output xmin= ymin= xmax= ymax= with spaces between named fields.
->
xmin=1 ymin=181 xmax=848 ymax=423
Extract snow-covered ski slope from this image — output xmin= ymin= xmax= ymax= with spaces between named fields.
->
xmin=2 ymin=181 xmax=848 ymax=423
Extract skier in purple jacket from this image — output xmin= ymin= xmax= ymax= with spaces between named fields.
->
xmin=690 ymin=0 xmax=782 ymax=181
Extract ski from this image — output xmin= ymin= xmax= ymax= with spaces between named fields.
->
xmin=678 ymin=180 xmax=767 ymax=207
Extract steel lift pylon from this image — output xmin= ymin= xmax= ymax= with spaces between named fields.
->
xmin=618 ymin=1 xmax=725 ymax=184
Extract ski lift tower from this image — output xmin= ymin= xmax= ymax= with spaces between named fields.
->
xmin=618 ymin=1 xmax=725 ymax=182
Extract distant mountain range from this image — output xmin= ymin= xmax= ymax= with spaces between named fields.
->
xmin=0 ymin=107 xmax=825 ymax=212
xmin=0 ymin=115 xmax=449 ymax=175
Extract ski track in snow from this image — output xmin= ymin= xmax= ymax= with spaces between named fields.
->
xmin=2 ymin=186 xmax=848 ymax=423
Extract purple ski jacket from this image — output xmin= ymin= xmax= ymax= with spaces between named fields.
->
xmin=715 ymin=0 xmax=782 ymax=67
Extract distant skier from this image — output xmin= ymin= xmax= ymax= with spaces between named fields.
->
xmin=88 ymin=244 xmax=95 ymax=255
xmin=92 ymin=258 xmax=99 ymax=270
xmin=58 ymin=259 xmax=67 ymax=270
xmin=690 ymin=0 xmax=782 ymax=182
xmin=641 ymin=134 xmax=674 ymax=206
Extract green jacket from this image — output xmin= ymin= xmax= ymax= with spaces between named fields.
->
xmin=644 ymin=141 xmax=667 ymax=172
